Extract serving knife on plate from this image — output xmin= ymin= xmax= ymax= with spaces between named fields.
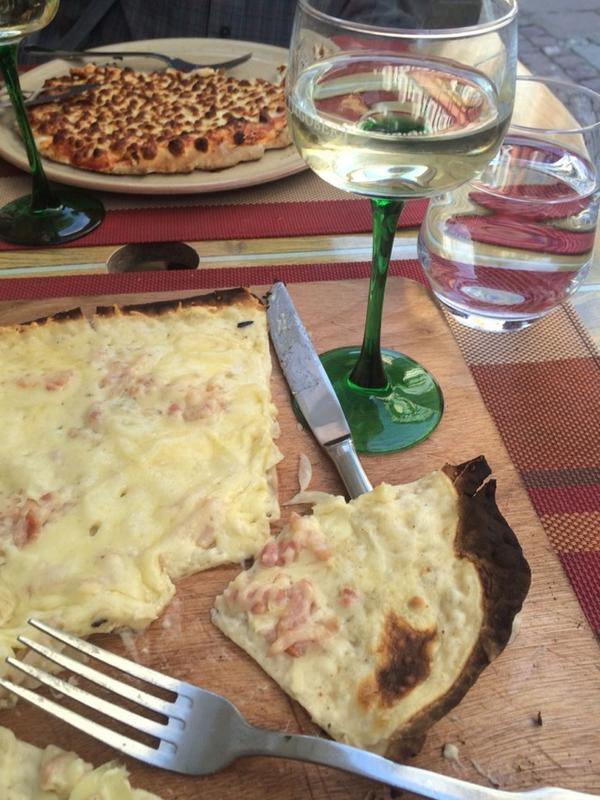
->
xmin=267 ymin=281 xmax=372 ymax=499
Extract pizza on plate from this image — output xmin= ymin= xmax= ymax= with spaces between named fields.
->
xmin=27 ymin=63 xmax=292 ymax=174
xmin=212 ymin=457 xmax=531 ymax=757
xmin=0 ymin=289 xmax=281 ymax=693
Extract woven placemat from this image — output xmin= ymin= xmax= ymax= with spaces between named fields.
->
xmin=0 ymin=159 xmax=427 ymax=251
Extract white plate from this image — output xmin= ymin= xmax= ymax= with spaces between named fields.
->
xmin=0 ymin=38 xmax=307 ymax=195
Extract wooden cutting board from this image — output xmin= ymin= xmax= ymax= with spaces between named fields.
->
xmin=1 ymin=278 xmax=599 ymax=799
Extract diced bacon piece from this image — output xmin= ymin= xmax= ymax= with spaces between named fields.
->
xmin=182 ymin=381 xmax=226 ymax=422
xmin=277 ymin=578 xmax=315 ymax=631
xmin=260 ymin=540 xmax=279 ymax=567
xmin=289 ymin=513 xmax=331 ymax=561
xmin=339 ymin=585 xmax=360 ymax=606
xmin=85 ymin=403 xmax=103 ymax=431
xmin=100 ymin=357 xmax=154 ymax=397
xmin=247 ymin=584 xmax=271 ymax=615
xmin=269 ymin=586 xmax=290 ymax=606
xmin=259 ymin=515 xmax=331 ymax=568
xmin=264 ymin=627 xmax=278 ymax=645
xmin=0 ymin=492 xmax=59 ymax=549
xmin=165 ymin=378 xmax=227 ymax=422
xmin=306 ymin=528 xmax=331 ymax=561
xmin=100 ymin=361 xmax=129 ymax=389
xmin=324 ymin=617 xmax=340 ymax=634
xmin=238 ymin=576 xmax=289 ymax=614
xmin=127 ymin=375 xmax=154 ymax=397
xmin=269 ymin=618 xmax=339 ymax=657
xmin=279 ymin=539 xmax=300 ymax=565
xmin=229 ymin=573 xmax=292 ymax=615
xmin=285 ymin=640 xmax=310 ymax=657
xmin=262 ymin=577 xmax=340 ymax=657
xmin=15 ymin=375 xmax=38 ymax=389
xmin=44 ymin=370 xmax=72 ymax=391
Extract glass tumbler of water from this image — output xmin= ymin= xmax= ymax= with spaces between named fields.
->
xmin=418 ymin=76 xmax=600 ymax=331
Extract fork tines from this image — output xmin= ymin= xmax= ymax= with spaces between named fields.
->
xmin=0 ymin=619 xmax=189 ymax=766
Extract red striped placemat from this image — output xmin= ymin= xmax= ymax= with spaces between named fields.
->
xmin=447 ymin=306 xmax=600 ymax=638
xmin=2 ymin=259 xmax=598 ymax=639
xmin=0 ymin=258 xmax=426 ymax=299
xmin=0 ymin=159 xmax=428 ymax=250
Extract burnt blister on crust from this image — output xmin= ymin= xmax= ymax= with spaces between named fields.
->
xmin=358 ymin=613 xmax=437 ymax=709
xmin=385 ymin=456 xmax=531 ymax=760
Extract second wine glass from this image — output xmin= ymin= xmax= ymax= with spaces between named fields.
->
xmin=286 ymin=0 xmax=517 ymax=452
xmin=0 ymin=0 xmax=104 ymax=245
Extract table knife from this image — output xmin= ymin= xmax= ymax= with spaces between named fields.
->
xmin=267 ymin=281 xmax=372 ymax=499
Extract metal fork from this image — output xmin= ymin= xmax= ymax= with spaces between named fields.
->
xmin=23 ymin=45 xmax=252 ymax=71
xmin=0 ymin=619 xmax=595 ymax=800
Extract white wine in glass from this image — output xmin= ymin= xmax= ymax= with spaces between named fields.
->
xmin=0 ymin=0 xmax=59 ymax=43
xmin=286 ymin=0 xmax=517 ymax=453
xmin=0 ymin=0 xmax=104 ymax=245
xmin=290 ymin=55 xmax=511 ymax=199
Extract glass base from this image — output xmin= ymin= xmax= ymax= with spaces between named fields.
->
xmin=319 ymin=346 xmax=443 ymax=454
xmin=435 ymin=295 xmax=551 ymax=332
xmin=0 ymin=190 xmax=105 ymax=245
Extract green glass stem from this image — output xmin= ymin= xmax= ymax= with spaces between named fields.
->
xmin=0 ymin=43 xmax=57 ymax=210
xmin=349 ymin=197 xmax=404 ymax=389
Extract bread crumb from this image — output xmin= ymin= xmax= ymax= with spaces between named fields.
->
xmin=298 ymin=452 xmax=312 ymax=492
xmin=442 ymin=742 xmax=460 ymax=764
xmin=508 ymin=611 xmax=522 ymax=644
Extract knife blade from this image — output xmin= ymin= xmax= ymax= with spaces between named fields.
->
xmin=0 ymin=83 xmax=100 ymax=110
xmin=267 ymin=281 xmax=372 ymax=498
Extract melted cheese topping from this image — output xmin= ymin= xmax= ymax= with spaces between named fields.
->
xmin=0 ymin=725 xmax=160 ymax=799
xmin=29 ymin=65 xmax=290 ymax=173
xmin=213 ymin=473 xmax=483 ymax=752
xmin=0 ymin=299 xmax=281 ymax=684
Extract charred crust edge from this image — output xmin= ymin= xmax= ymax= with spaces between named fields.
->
xmin=385 ymin=455 xmax=531 ymax=760
xmin=95 ymin=287 xmax=263 ymax=317
xmin=10 ymin=287 xmax=264 ymax=328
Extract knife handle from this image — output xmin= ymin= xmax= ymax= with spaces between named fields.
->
xmin=324 ymin=439 xmax=373 ymax=498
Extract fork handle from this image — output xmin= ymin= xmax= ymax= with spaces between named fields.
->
xmin=24 ymin=45 xmax=171 ymax=64
xmin=243 ymin=726 xmax=596 ymax=800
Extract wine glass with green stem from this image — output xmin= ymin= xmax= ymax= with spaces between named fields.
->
xmin=0 ymin=0 xmax=104 ymax=245
xmin=286 ymin=0 xmax=517 ymax=453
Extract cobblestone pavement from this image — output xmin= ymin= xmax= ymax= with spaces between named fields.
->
xmin=518 ymin=0 xmax=600 ymax=93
